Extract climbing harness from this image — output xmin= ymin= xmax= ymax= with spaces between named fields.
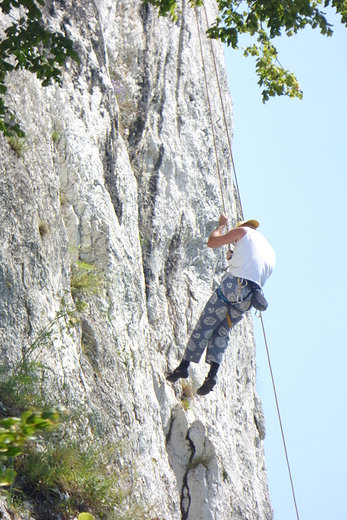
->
xmin=195 ymin=7 xmax=301 ymax=520
xmin=216 ymin=278 xmax=246 ymax=305
xmin=216 ymin=282 xmax=252 ymax=330
xmin=216 ymin=287 xmax=233 ymax=329
xmin=216 ymin=286 xmax=231 ymax=305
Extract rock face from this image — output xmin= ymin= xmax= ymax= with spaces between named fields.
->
xmin=0 ymin=0 xmax=273 ymax=519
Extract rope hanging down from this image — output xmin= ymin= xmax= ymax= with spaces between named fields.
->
xmin=194 ymin=7 xmax=301 ymax=520
xmin=194 ymin=8 xmax=226 ymax=215
xmin=202 ymin=4 xmax=244 ymax=222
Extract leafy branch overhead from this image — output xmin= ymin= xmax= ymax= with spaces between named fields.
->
xmin=146 ymin=0 xmax=347 ymax=101
xmin=0 ymin=0 xmax=79 ymax=136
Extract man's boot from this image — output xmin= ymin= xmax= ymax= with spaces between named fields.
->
xmin=166 ymin=359 xmax=190 ymax=383
xmin=197 ymin=362 xmax=220 ymax=396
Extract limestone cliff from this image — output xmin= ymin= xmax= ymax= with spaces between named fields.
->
xmin=0 ymin=0 xmax=273 ymax=518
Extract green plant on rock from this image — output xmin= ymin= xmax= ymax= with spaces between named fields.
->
xmin=7 ymin=135 xmax=28 ymax=156
xmin=14 ymin=441 xmax=124 ymax=517
xmin=70 ymin=261 xmax=104 ymax=311
xmin=12 ymin=434 xmax=151 ymax=519
xmin=0 ymin=357 xmax=43 ymax=415
xmin=181 ymin=397 xmax=190 ymax=411
xmin=0 ymin=307 xmax=78 ymax=415
xmin=139 ymin=233 xmax=149 ymax=247
xmin=0 ymin=406 xmax=62 ymax=486
xmin=0 ymin=305 xmax=152 ymax=519
xmin=75 ymin=299 xmax=88 ymax=312
xmin=181 ymin=381 xmax=195 ymax=410
xmin=51 ymin=130 xmax=61 ymax=142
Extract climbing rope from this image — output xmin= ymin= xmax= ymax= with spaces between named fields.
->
xmin=260 ymin=318 xmax=301 ymax=520
xmin=194 ymin=6 xmax=227 ymax=216
xmin=195 ymin=7 xmax=301 ymax=520
xmin=202 ymin=4 xmax=244 ymax=222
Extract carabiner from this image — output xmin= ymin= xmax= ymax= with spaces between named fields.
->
xmin=236 ymin=278 xmax=245 ymax=303
xmin=236 ymin=293 xmax=243 ymax=303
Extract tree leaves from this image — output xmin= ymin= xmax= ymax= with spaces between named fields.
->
xmin=0 ymin=406 xmax=63 ymax=486
xmin=146 ymin=0 xmax=345 ymax=101
xmin=0 ymin=0 xmax=79 ymax=136
xmin=243 ymin=30 xmax=303 ymax=101
xmin=145 ymin=0 xmax=203 ymax=19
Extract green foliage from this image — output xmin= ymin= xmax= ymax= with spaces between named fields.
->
xmin=0 ymin=0 xmax=79 ymax=136
xmin=75 ymin=299 xmax=89 ymax=312
xmin=146 ymin=0 xmax=347 ymax=101
xmin=181 ymin=382 xmax=195 ymax=410
xmin=243 ymin=31 xmax=303 ymax=101
xmin=145 ymin=0 xmax=202 ymax=19
xmin=0 ymin=307 xmax=78 ymax=415
xmin=15 ymin=441 xmax=125 ymax=517
xmin=78 ymin=514 xmax=95 ymax=520
xmin=0 ymin=310 xmax=153 ymax=519
xmin=6 ymin=135 xmax=28 ymax=156
xmin=0 ymin=313 xmax=63 ymax=497
xmin=181 ymin=381 xmax=195 ymax=399
xmin=0 ymin=406 xmax=62 ymax=486
xmin=70 ymin=261 xmax=104 ymax=311
xmin=139 ymin=233 xmax=149 ymax=247
xmin=181 ymin=397 xmax=190 ymax=410
xmin=11 ymin=420 xmax=152 ymax=519
xmin=0 ymin=358 xmax=43 ymax=414
xmin=51 ymin=129 xmax=61 ymax=142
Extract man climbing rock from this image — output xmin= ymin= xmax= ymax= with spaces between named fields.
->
xmin=166 ymin=213 xmax=275 ymax=395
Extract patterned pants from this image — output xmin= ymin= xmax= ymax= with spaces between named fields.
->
xmin=183 ymin=273 xmax=253 ymax=365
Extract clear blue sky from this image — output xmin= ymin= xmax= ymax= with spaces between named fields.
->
xmin=224 ymin=10 xmax=347 ymax=520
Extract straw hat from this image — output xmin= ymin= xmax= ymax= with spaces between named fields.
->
xmin=235 ymin=219 xmax=260 ymax=229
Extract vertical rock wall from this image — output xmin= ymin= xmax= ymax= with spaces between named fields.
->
xmin=0 ymin=0 xmax=273 ymax=518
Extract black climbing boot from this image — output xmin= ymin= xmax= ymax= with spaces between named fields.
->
xmin=197 ymin=362 xmax=220 ymax=396
xmin=197 ymin=376 xmax=217 ymax=395
xmin=166 ymin=360 xmax=190 ymax=383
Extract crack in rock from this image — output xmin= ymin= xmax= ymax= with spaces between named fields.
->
xmin=166 ymin=409 xmax=217 ymax=520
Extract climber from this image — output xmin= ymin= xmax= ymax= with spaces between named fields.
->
xmin=166 ymin=213 xmax=275 ymax=395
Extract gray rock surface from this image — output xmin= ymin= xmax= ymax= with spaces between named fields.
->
xmin=0 ymin=0 xmax=273 ymax=518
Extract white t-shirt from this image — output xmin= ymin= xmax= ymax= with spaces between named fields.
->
xmin=228 ymin=228 xmax=276 ymax=287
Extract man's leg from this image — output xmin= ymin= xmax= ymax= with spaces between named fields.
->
xmin=166 ymin=289 xmax=230 ymax=382
xmin=197 ymin=312 xmax=244 ymax=395
xmin=184 ymin=291 xmax=231 ymax=362
xmin=203 ymin=275 xmax=253 ymax=366
xmin=167 ymin=275 xmax=253 ymax=387
xmin=205 ymin=314 xmax=242 ymax=364
xmin=196 ymin=360 xmax=220 ymax=395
